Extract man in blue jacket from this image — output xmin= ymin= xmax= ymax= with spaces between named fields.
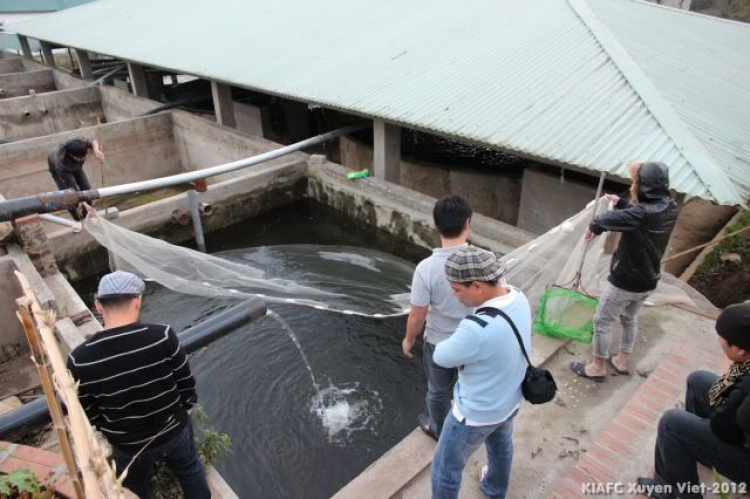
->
xmin=571 ymin=162 xmax=679 ymax=381
xmin=431 ymin=246 xmax=530 ymax=499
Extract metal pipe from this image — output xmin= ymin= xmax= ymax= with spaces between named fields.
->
xmin=187 ymin=190 xmax=206 ymax=253
xmin=39 ymin=213 xmax=78 ymax=228
xmin=0 ymin=123 xmax=366 ymax=223
xmin=88 ymin=64 xmax=125 ymax=86
xmin=98 ymin=123 xmax=366 ymax=197
xmin=0 ymin=298 xmax=266 ymax=438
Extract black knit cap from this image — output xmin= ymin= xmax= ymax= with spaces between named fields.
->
xmin=716 ymin=302 xmax=750 ymax=350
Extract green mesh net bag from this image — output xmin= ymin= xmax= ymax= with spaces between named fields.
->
xmin=533 ymin=286 xmax=599 ymax=343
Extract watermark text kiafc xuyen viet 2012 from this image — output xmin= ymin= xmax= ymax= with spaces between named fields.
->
xmin=581 ymin=481 xmax=747 ymax=496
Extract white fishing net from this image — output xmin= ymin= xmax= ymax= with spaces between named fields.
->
xmin=83 ymin=211 xmax=414 ymax=317
xmin=82 ymin=199 xmax=718 ymax=320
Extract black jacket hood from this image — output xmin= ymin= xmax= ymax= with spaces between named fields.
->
xmin=638 ymin=162 xmax=671 ymax=202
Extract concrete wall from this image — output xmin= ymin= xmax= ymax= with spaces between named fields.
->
xmin=308 ymin=156 xmax=533 ymax=256
xmin=0 ymin=87 xmax=104 ymax=144
xmin=0 ymin=113 xmax=182 ymax=198
xmin=0 ymin=69 xmax=56 ymax=99
xmin=340 ymin=137 xmax=522 ymax=226
xmin=171 ymin=110 xmax=306 ymax=185
xmin=0 ymin=58 xmax=24 ymax=75
xmin=517 ymin=166 xmax=599 ymax=234
xmin=98 ymin=85 xmax=160 ymax=122
xmin=234 ymin=102 xmax=263 ymax=137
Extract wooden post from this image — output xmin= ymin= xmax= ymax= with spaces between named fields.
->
xmin=16 ymin=303 xmax=85 ymax=499
xmin=14 ymin=271 xmax=131 ymax=499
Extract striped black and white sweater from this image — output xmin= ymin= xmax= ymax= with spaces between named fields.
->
xmin=67 ymin=323 xmax=197 ymax=450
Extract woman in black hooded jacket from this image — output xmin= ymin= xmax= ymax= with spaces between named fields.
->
xmin=571 ymin=161 xmax=679 ymax=382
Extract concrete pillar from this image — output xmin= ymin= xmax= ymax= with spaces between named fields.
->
xmin=127 ymin=62 xmax=149 ymax=98
xmin=211 ymin=81 xmax=236 ymax=127
xmin=373 ymin=120 xmax=401 ymax=184
xmin=17 ymin=36 xmax=32 ymax=59
xmin=39 ymin=41 xmax=56 ymax=68
xmin=74 ymin=49 xmax=93 ymax=79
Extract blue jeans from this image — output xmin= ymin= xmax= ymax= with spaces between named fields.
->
xmin=653 ymin=371 xmax=750 ymax=498
xmin=424 ymin=341 xmax=458 ymax=435
xmin=432 ymin=411 xmax=515 ymax=499
xmin=111 ymin=420 xmax=211 ymax=499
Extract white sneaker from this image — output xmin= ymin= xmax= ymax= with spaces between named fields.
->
xmin=480 ymin=465 xmax=488 ymax=483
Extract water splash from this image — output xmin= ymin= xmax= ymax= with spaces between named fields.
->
xmin=311 ymin=382 xmax=383 ymax=444
xmin=265 ymin=310 xmax=382 ymax=442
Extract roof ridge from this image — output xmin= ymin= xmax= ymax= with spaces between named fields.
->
xmin=566 ymin=0 xmax=741 ymax=205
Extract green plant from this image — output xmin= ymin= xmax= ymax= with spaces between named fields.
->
xmin=712 ymin=468 xmax=730 ymax=499
xmin=150 ymin=406 xmax=232 ymax=499
xmin=0 ymin=469 xmax=54 ymax=499
xmin=693 ymin=210 xmax=750 ymax=283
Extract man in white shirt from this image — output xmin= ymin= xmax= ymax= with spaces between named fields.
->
xmin=402 ymin=195 xmax=473 ymax=439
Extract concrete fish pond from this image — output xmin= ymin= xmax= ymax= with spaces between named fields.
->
xmin=72 ymin=201 xmax=429 ymax=498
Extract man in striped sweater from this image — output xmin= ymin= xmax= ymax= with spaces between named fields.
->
xmin=67 ymin=271 xmax=211 ymax=499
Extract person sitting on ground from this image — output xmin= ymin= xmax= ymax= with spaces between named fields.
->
xmin=570 ymin=161 xmax=678 ymax=382
xmin=402 ymin=195 xmax=473 ymax=440
xmin=67 ymin=271 xmax=211 ymax=499
xmin=637 ymin=302 xmax=750 ymax=499
xmin=431 ymin=246 xmax=530 ymax=499
xmin=47 ymin=138 xmax=104 ymax=221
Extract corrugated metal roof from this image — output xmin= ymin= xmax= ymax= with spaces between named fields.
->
xmin=7 ymin=0 xmax=749 ymax=205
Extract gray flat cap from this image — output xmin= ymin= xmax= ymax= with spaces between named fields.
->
xmin=97 ymin=271 xmax=145 ymax=298
xmin=445 ymin=246 xmax=506 ymax=283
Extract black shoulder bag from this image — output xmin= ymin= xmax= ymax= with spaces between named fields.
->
xmin=476 ymin=307 xmax=557 ymax=405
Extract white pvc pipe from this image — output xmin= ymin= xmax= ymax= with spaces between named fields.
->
xmin=39 ymin=213 xmax=78 ymax=228
xmin=98 ymin=124 xmax=366 ymax=198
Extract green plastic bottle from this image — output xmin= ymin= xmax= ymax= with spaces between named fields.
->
xmin=346 ymin=169 xmax=370 ymax=180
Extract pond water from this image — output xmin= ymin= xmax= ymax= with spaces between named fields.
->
xmin=75 ymin=200 xmax=431 ymax=498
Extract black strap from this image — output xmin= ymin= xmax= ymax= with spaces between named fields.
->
xmin=476 ymin=307 xmax=533 ymax=368
xmin=465 ymin=315 xmax=487 ymax=328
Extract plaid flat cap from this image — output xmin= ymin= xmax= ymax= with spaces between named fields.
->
xmin=97 ymin=271 xmax=146 ymax=298
xmin=445 ymin=246 xmax=506 ymax=283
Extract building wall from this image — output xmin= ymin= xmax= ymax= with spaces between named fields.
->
xmin=339 ymin=137 xmax=522 ymax=226
xmin=171 ymin=110 xmax=305 ymax=185
xmin=233 ymin=101 xmax=263 ymax=137
xmin=517 ymin=166 xmax=600 ymax=235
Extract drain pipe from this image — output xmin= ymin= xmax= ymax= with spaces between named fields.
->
xmin=187 ymin=180 xmax=207 ymax=253
xmin=0 ymin=298 xmax=266 ymax=438
xmin=0 ymin=123 xmax=367 ymax=224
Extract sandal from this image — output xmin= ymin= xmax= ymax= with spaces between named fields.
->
xmin=607 ymin=356 xmax=631 ymax=376
xmin=569 ymin=361 xmax=606 ymax=383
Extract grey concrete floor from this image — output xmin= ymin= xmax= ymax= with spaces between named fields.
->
xmin=392 ymin=305 xmax=718 ymax=498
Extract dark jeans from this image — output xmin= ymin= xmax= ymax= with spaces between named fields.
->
xmin=49 ymin=168 xmax=91 ymax=221
xmin=423 ymin=341 xmax=458 ymax=436
xmin=111 ymin=421 xmax=211 ymax=499
xmin=654 ymin=370 xmax=750 ymax=498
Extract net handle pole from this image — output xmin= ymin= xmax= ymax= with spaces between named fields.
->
xmin=574 ymin=171 xmax=606 ymax=285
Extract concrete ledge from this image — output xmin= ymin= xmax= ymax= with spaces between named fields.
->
xmin=332 ymin=429 xmax=434 ymax=499
xmin=207 ymin=467 xmax=239 ymax=499
xmin=307 ymin=158 xmax=534 ymax=255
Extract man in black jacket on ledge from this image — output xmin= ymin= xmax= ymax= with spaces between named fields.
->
xmin=570 ymin=161 xmax=679 ymax=381
xmin=637 ymin=302 xmax=750 ymax=498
